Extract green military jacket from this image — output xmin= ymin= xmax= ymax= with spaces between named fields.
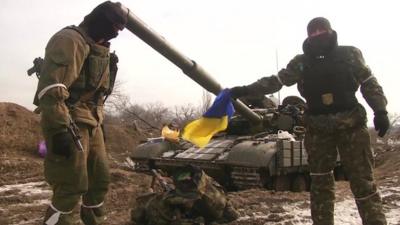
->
xmin=34 ymin=26 xmax=111 ymax=137
xmin=245 ymin=46 xmax=387 ymax=114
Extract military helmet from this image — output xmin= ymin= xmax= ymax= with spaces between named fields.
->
xmin=307 ymin=17 xmax=332 ymax=36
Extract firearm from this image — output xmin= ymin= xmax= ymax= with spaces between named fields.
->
xmin=68 ymin=115 xmax=84 ymax=152
xmin=27 ymin=57 xmax=84 ymax=152
xmin=27 ymin=57 xmax=44 ymax=78
xmin=151 ymin=169 xmax=174 ymax=192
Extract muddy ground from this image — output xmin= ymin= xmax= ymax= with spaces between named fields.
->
xmin=0 ymin=102 xmax=399 ymax=225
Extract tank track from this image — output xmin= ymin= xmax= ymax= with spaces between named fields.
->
xmin=230 ymin=166 xmax=263 ymax=190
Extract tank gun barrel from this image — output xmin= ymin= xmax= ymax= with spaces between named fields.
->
xmin=120 ymin=6 xmax=262 ymax=124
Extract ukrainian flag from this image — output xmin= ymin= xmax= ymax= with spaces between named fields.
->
xmin=182 ymin=89 xmax=235 ymax=148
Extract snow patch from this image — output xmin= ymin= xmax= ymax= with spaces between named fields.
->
xmin=237 ymin=190 xmax=400 ymax=225
xmin=281 ymin=196 xmax=400 ymax=225
xmin=0 ymin=181 xmax=51 ymax=213
xmin=381 ymin=185 xmax=400 ymax=224
xmin=0 ymin=181 xmax=51 ymax=196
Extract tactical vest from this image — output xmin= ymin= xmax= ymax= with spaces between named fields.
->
xmin=299 ymin=46 xmax=359 ymax=115
xmin=64 ymin=26 xmax=117 ymax=106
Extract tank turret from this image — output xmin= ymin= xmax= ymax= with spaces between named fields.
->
xmin=120 ymin=4 xmax=345 ymax=191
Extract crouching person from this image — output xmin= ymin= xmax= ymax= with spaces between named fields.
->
xmin=131 ymin=165 xmax=239 ymax=225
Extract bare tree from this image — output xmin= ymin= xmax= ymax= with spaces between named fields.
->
xmin=198 ymin=89 xmax=212 ymax=114
xmin=103 ymin=81 xmax=216 ymax=135
xmin=173 ymin=103 xmax=199 ymax=128
xmin=382 ymin=112 xmax=400 ymax=144
xmin=144 ymin=102 xmax=174 ymax=127
xmin=104 ymin=80 xmax=130 ymax=113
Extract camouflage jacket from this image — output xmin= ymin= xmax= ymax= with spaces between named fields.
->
xmin=191 ymin=171 xmax=227 ymax=221
xmin=33 ymin=26 xmax=112 ymax=137
xmin=131 ymin=172 xmax=238 ymax=225
xmin=131 ymin=192 xmax=203 ymax=225
xmin=245 ymin=46 xmax=387 ymax=116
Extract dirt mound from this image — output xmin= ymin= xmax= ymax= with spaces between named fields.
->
xmin=0 ymin=102 xmax=42 ymax=156
xmin=374 ymin=143 xmax=400 ymax=187
xmin=105 ymin=123 xmax=147 ymax=162
xmin=0 ymin=102 xmax=147 ymax=158
xmin=0 ymin=102 xmax=151 ymax=224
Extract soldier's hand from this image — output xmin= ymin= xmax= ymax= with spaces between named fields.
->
xmin=373 ymin=111 xmax=390 ymax=137
xmin=229 ymin=86 xmax=249 ymax=99
xmin=51 ymin=132 xmax=74 ymax=158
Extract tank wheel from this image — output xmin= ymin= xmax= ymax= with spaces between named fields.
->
xmin=291 ymin=174 xmax=308 ymax=192
xmin=258 ymin=168 xmax=272 ymax=189
xmin=273 ymin=175 xmax=291 ymax=191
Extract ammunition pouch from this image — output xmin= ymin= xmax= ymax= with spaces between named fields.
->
xmin=305 ymin=103 xmax=367 ymax=134
xmin=105 ymin=52 xmax=118 ymax=96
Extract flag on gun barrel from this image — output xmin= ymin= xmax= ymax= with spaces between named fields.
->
xmin=182 ymin=89 xmax=234 ymax=148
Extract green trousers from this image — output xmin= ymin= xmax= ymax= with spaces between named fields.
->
xmin=305 ymin=126 xmax=386 ymax=225
xmin=43 ymin=124 xmax=110 ymax=225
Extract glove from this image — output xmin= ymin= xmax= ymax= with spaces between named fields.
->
xmin=229 ymin=86 xmax=250 ymax=99
xmin=51 ymin=132 xmax=74 ymax=158
xmin=373 ymin=111 xmax=390 ymax=137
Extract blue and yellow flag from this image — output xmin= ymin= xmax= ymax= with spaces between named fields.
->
xmin=182 ymin=89 xmax=235 ymax=148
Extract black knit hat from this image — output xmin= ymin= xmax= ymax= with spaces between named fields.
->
xmin=307 ymin=17 xmax=332 ymax=36
xmin=80 ymin=1 xmax=127 ymax=42
xmin=81 ymin=1 xmax=127 ymax=29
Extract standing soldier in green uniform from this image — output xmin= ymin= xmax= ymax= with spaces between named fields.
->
xmin=229 ymin=17 xmax=389 ymax=225
xmin=33 ymin=1 xmax=127 ymax=225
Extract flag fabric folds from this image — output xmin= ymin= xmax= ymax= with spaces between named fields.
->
xmin=182 ymin=89 xmax=235 ymax=148
xmin=161 ymin=125 xmax=180 ymax=142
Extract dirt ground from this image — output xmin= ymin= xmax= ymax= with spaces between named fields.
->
xmin=0 ymin=102 xmax=399 ymax=225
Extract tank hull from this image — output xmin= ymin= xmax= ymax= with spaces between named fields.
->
xmin=130 ymin=133 xmax=334 ymax=191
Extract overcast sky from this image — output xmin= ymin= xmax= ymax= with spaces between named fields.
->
xmin=1 ymin=0 xmax=399 ymax=123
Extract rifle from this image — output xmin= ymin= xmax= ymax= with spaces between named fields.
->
xmin=151 ymin=169 xmax=174 ymax=192
xmin=27 ymin=57 xmax=44 ymax=78
xmin=68 ymin=115 xmax=84 ymax=152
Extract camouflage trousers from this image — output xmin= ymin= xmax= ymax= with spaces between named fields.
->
xmin=43 ymin=124 xmax=110 ymax=225
xmin=304 ymin=125 xmax=386 ymax=225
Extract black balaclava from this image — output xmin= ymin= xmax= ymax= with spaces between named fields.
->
xmin=303 ymin=17 xmax=338 ymax=57
xmin=80 ymin=1 xmax=127 ymax=43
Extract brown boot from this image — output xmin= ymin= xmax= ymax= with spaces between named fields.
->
xmin=80 ymin=205 xmax=106 ymax=225
xmin=355 ymin=192 xmax=387 ymax=225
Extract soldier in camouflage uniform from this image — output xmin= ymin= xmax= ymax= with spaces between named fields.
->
xmin=230 ymin=17 xmax=389 ymax=225
xmin=131 ymin=191 xmax=205 ymax=225
xmin=33 ymin=2 xmax=127 ymax=225
xmin=131 ymin=166 xmax=239 ymax=225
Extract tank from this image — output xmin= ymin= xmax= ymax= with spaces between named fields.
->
xmin=120 ymin=5 xmax=344 ymax=191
